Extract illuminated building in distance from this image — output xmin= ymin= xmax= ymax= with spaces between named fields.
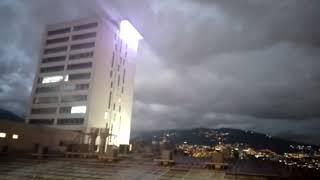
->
xmin=26 ymin=16 xmax=143 ymax=146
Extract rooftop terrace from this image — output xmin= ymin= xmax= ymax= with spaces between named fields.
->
xmin=0 ymin=153 xmax=287 ymax=180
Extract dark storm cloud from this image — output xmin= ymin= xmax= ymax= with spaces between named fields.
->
xmin=148 ymin=0 xmax=320 ymax=64
xmin=1 ymin=0 xmax=320 ymax=144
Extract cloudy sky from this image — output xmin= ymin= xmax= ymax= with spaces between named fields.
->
xmin=0 ymin=0 xmax=320 ymax=144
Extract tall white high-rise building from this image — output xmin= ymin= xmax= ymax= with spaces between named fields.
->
xmin=26 ymin=16 xmax=143 ymax=146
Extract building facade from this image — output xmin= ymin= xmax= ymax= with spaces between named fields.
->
xmin=26 ymin=16 xmax=142 ymax=146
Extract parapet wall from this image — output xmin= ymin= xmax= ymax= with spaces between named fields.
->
xmin=0 ymin=120 xmax=82 ymax=154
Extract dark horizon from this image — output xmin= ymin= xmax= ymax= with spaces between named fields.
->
xmin=1 ymin=0 xmax=320 ymax=145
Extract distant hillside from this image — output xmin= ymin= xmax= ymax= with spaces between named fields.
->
xmin=132 ymin=128 xmax=317 ymax=154
xmin=0 ymin=109 xmax=24 ymax=122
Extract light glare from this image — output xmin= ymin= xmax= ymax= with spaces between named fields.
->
xmin=120 ymin=20 xmax=143 ymax=51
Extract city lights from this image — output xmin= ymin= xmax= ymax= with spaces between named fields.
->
xmin=12 ymin=134 xmax=19 ymax=139
xmin=0 ymin=132 xmax=6 ymax=138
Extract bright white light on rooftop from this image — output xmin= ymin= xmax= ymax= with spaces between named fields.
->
xmin=120 ymin=20 xmax=143 ymax=51
xmin=12 ymin=134 xmax=19 ymax=139
xmin=71 ymin=106 xmax=87 ymax=114
xmin=42 ymin=75 xmax=64 ymax=84
xmin=0 ymin=132 xmax=6 ymax=138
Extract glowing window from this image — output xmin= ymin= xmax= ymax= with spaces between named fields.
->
xmin=71 ymin=106 xmax=87 ymax=114
xmin=42 ymin=75 xmax=64 ymax=84
xmin=119 ymin=20 xmax=143 ymax=51
xmin=12 ymin=134 xmax=19 ymax=139
xmin=0 ymin=132 xmax=6 ymax=138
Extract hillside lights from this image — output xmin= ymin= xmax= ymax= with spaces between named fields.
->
xmin=12 ymin=134 xmax=19 ymax=139
xmin=0 ymin=132 xmax=6 ymax=138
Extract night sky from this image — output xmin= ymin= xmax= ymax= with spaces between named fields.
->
xmin=0 ymin=0 xmax=320 ymax=144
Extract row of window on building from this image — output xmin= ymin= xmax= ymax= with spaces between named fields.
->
xmin=33 ymin=94 xmax=87 ymax=104
xmin=40 ymin=62 xmax=92 ymax=73
xmin=46 ymin=32 xmax=96 ymax=45
xmin=31 ymin=105 xmax=87 ymax=115
xmin=36 ymin=83 xmax=89 ymax=95
xmin=0 ymin=132 xmax=19 ymax=140
xmin=28 ymin=118 xmax=84 ymax=125
xmin=43 ymin=41 xmax=95 ymax=55
xmin=47 ymin=22 xmax=98 ymax=36
xmin=42 ymin=51 xmax=94 ymax=64
xmin=38 ymin=73 xmax=91 ymax=85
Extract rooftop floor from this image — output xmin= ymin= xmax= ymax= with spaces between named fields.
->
xmin=0 ymin=154 xmax=282 ymax=180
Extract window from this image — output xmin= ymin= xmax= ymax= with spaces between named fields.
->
xmin=76 ymin=83 xmax=89 ymax=90
xmin=0 ymin=132 xmax=6 ymax=138
xmin=12 ymin=134 xmax=19 ymax=139
xmin=108 ymin=91 xmax=112 ymax=109
xmin=110 ymin=82 xmax=113 ymax=88
xmin=123 ymin=69 xmax=126 ymax=84
xmin=44 ymin=46 xmax=68 ymax=54
xmin=35 ymin=86 xmax=60 ymax=94
xmin=70 ymin=42 xmax=95 ymax=50
xmin=72 ymin=32 xmax=96 ymax=40
xmin=40 ymin=75 xmax=64 ymax=84
xmin=113 ymin=103 xmax=116 ymax=110
xmin=120 ymin=40 xmax=122 ymax=53
xmin=59 ymin=106 xmax=87 ymax=114
xmin=119 ymin=105 xmax=121 ymax=112
xmin=33 ymin=96 xmax=58 ymax=104
xmin=111 ymin=52 xmax=115 ymax=67
xmin=117 ymin=74 xmax=120 ymax=86
xmin=67 ymin=62 xmax=92 ymax=70
xmin=69 ymin=52 xmax=93 ymax=60
xmin=29 ymin=119 xmax=54 ymax=125
xmin=47 ymin=27 xmax=70 ymax=36
xmin=73 ymin=22 xmax=98 ymax=31
xmin=68 ymin=73 xmax=91 ymax=81
xmin=61 ymin=95 xmax=87 ymax=102
xmin=121 ymin=86 xmax=124 ymax=93
xmin=62 ymin=83 xmax=89 ymax=91
xmin=42 ymin=56 xmax=66 ymax=63
xmin=71 ymin=106 xmax=87 ymax=114
xmin=31 ymin=107 xmax=57 ymax=114
xmin=40 ymin=65 xmax=64 ymax=73
xmin=59 ymin=107 xmax=71 ymax=114
xmin=57 ymin=118 xmax=84 ymax=125
xmin=46 ymin=37 xmax=69 ymax=45
xmin=110 ymin=70 xmax=113 ymax=78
